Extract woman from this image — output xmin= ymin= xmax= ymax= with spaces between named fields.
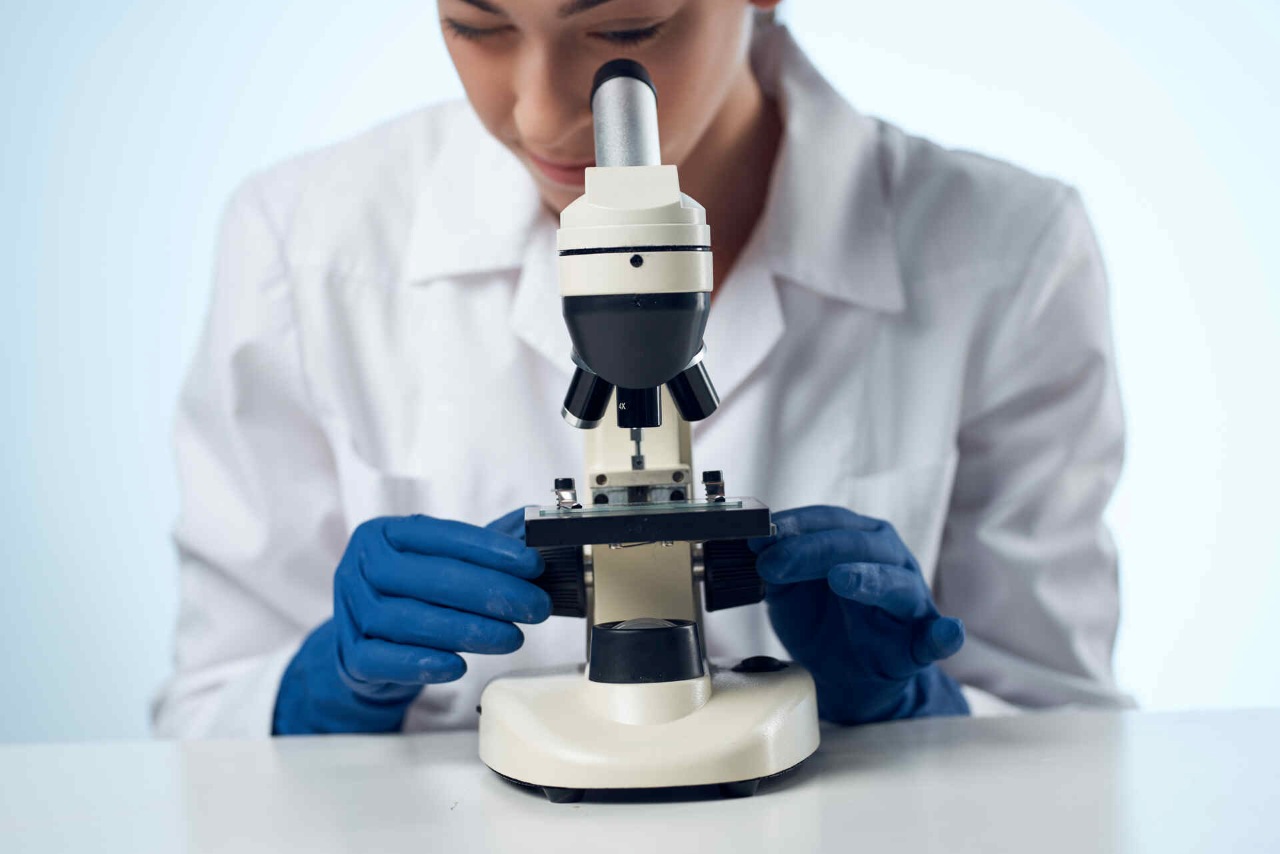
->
xmin=154 ymin=1 xmax=1131 ymax=737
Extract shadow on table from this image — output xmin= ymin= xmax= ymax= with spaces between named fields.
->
xmin=491 ymin=756 xmax=822 ymax=804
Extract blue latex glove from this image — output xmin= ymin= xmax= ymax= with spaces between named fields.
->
xmin=748 ymin=505 xmax=970 ymax=725
xmin=273 ymin=508 xmax=549 ymax=735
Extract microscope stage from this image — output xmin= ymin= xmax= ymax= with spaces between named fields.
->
xmin=524 ymin=498 xmax=771 ymax=547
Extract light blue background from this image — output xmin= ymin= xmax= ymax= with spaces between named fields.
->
xmin=1 ymin=1 xmax=1276 ymax=741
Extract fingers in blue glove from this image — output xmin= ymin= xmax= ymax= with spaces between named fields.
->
xmin=353 ymin=518 xmax=551 ymax=624
xmin=755 ymin=527 xmax=911 ymax=585
xmin=748 ymin=505 xmax=889 ymax=554
xmin=342 ymin=576 xmax=526 ymax=654
xmin=776 ymin=505 xmax=887 ymax=538
xmin=827 ymin=561 xmax=937 ymax=621
xmin=337 ymin=630 xmax=467 ymax=689
xmin=381 ymin=515 xmax=541 ymax=578
xmin=277 ymin=513 xmax=548 ymax=735
xmin=910 ymin=616 xmax=966 ymax=666
xmin=828 ymin=561 xmax=965 ymax=666
xmin=485 ymin=506 xmax=529 ymax=541
xmin=737 ymin=507 xmax=969 ymax=724
xmin=361 ymin=548 xmax=552 ymax=625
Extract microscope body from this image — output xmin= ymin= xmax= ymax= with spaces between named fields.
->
xmin=477 ymin=62 xmax=819 ymax=802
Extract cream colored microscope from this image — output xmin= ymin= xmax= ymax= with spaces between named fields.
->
xmin=478 ymin=60 xmax=819 ymax=803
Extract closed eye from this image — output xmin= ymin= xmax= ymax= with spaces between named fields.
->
xmin=591 ymin=23 xmax=664 ymax=45
xmin=442 ymin=19 xmax=514 ymax=41
xmin=443 ymin=18 xmax=664 ymax=46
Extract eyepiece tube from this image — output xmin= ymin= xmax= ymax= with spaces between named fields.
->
xmin=591 ymin=60 xmax=661 ymax=167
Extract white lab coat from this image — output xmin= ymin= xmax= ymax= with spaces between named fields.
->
xmin=153 ymin=23 xmax=1132 ymax=738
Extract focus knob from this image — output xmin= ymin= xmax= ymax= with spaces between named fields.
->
xmin=534 ymin=545 xmax=587 ymax=618
xmin=702 ymin=539 xmax=764 ymax=612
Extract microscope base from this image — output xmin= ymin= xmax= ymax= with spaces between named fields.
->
xmin=478 ymin=661 xmax=820 ymax=799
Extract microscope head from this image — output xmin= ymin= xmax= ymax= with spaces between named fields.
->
xmin=558 ymin=60 xmax=720 ymax=431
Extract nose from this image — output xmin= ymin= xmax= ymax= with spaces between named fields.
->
xmin=511 ymin=46 xmax=593 ymax=157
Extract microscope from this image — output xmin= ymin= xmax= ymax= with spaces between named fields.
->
xmin=478 ymin=60 xmax=820 ymax=803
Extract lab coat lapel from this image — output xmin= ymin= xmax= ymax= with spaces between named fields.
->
xmin=509 ymin=216 xmax=575 ymax=378
xmin=401 ymin=103 xmax=542 ymax=285
xmin=754 ymin=22 xmax=906 ymax=314
xmin=399 ymin=103 xmax=573 ymax=377
xmin=702 ymin=23 xmax=907 ymax=408
xmin=701 ymin=234 xmax=784 ymax=409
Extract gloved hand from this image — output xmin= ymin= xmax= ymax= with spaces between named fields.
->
xmin=273 ymin=508 xmax=549 ymax=735
xmin=748 ymin=505 xmax=969 ymax=725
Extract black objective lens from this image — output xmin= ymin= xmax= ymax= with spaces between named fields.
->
xmin=667 ymin=360 xmax=719 ymax=422
xmin=562 ymin=366 xmax=614 ymax=429
xmin=616 ymin=386 xmax=661 ymax=428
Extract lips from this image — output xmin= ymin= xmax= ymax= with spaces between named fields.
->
xmin=525 ymin=151 xmax=595 ymax=187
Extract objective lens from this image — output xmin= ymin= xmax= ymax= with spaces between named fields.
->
xmin=667 ymin=360 xmax=720 ymax=422
xmin=616 ymin=386 xmax=662 ymax=429
xmin=562 ymin=366 xmax=614 ymax=429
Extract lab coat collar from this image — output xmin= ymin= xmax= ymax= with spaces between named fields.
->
xmin=400 ymin=106 xmax=576 ymax=376
xmin=697 ymin=23 xmax=905 ymax=405
xmin=402 ymin=26 xmax=905 ymax=312
xmin=509 ymin=217 xmax=574 ymax=378
xmin=752 ymin=22 xmax=905 ymax=313
xmin=401 ymin=22 xmax=904 ymax=387
xmin=401 ymin=104 xmax=544 ymax=284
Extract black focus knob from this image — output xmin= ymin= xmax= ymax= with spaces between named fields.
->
xmin=703 ymin=538 xmax=764 ymax=612
xmin=534 ymin=545 xmax=587 ymax=618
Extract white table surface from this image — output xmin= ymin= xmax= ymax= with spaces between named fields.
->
xmin=1 ymin=709 xmax=1276 ymax=853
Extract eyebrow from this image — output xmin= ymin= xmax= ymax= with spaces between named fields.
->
xmin=455 ymin=0 xmax=620 ymax=18
xmin=457 ymin=0 xmax=507 ymax=16
xmin=557 ymin=0 xmax=619 ymax=17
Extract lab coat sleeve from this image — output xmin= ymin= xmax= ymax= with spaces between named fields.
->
xmin=152 ymin=177 xmax=345 ymax=737
xmin=935 ymin=187 xmax=1134 ymax=710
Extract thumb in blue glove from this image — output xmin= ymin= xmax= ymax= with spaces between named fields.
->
xmin=748 ymin=505 xmax=969 ymax=725
xmin=273 ymin=508 xmax=549 ymax=735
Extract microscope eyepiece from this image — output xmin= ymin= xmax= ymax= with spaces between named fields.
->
xmin=590 ymin=58 xmax=656 ymax=103
xmin=590 ymin=59 xmax=661 ymax=169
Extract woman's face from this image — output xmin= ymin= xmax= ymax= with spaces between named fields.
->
xmin=439 ymin=0 xmax=773 ymax=212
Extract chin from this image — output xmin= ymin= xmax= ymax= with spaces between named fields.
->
xmin=538 ymin=186 xmax=580 ymax=216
